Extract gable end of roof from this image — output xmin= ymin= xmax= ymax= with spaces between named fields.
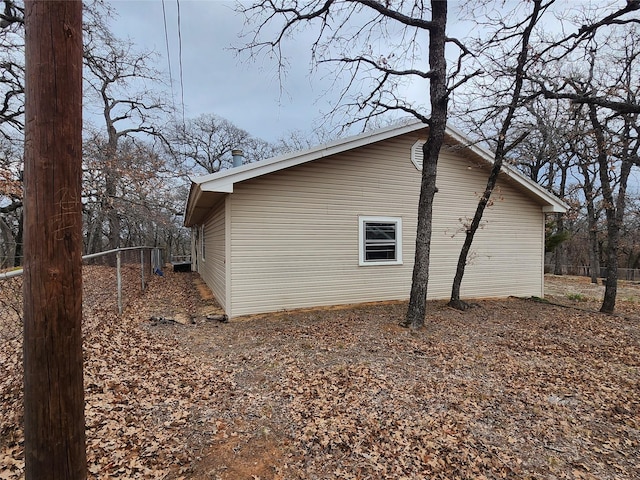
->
xmin=184 ymin=120 xmax=568 ymax=226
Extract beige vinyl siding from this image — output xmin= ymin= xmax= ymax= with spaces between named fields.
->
xmin=429 ymin=148 xmax=545 ymax=299
xmin=227 ymin=132 xmax=545 ymax=317
xmin=200 ymin=199 xmax=227 ymax=310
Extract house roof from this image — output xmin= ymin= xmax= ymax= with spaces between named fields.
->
xmin=184 ymin=120 xmax=568 ymax=227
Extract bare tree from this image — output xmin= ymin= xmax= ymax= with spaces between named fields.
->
xmin=0 ymin=136 xmax=23 ymax=266
xmin=562 ymin=100 xmax=604 ymax=284
xmin=588 ymin=106 xmax=633 ymax=312
xmin=510 ymin=99 xmax=575 ymax=276
xmin=83 ymin=20 xmax=169 ymax=251
xmin=447 ymin=0 xmax=640 ymax=311
xmin=448 ymin=0 xmax=547 ymax=310
xmin=169 ymin=113 xmax=277 ymax=175
xmin=0 ymin=0 xmax=23 ymax=27
xmin=532 ymin=8 xmax=640 ymax=312
xmin=81 ymin=131 xmax=190 ymax=255
xmin=0 ymin=1 xmax=25 ymax=268
xmin=1 ymin=1 xmax=173 ymax=262
xmin=275 ymin=126 xmax=338 ymax=154
xmin=0 ymin=20 xmax=23 ymax=136
xmin=402 ymin=0 xmax=449 ymax=328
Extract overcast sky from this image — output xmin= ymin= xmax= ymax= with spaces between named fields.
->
xmin=109 ymin=0 xmax=363 ymax=143
xmin=106 ymin=1 xmax=638 ymax=148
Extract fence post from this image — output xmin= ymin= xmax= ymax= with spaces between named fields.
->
xmin=117 ymin=250 xmax=122 ymax=315
xmin=140 ymin=249 xmax=145 ymax=291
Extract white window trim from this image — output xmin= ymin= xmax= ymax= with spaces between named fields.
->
xmin=358 ymin=216 xmax=403 ymax=266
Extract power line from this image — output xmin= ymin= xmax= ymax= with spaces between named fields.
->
xmin=176 ymin=0 xmax=186 ymax=127
xmin=161 ymin=0 xmax=175 ymax=112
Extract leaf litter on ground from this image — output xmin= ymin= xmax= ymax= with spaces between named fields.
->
xmin=1 ymin=269 xmax=639 ymax=479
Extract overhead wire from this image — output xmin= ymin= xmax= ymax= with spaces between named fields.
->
xmin=176 ymin=0 xmax=186 ymax=128
xmin=161 ymin=0 xmax=188 ymax=168
xmin=161 ymin=0 xmax=175 ymax=112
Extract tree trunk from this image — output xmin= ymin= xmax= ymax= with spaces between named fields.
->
xmin=0 ymin=217 xmax=14 ymax=268
xmin=600 ymin=161 xmax=632 ymax=313
xmin=575 ymin=152 xmax=600 ymax=283
xmin=589 ymin=233 xmax=600 ymax=282
xmin=587 ymin=212 xmax=600 ymax=284
xmin=553 ymin=214 xmax=566 ymax=275
xmin=0 ymin=201 xmax=23 ymax=267
xmin=589 ymin=104 xmax=633 ymax=313
xmin=106 ymin=173 xmax=120 ymax=251
xmin=449 ymin=0 xmax=543 ymax=310
xmin=553 ymin=162 xmax=569 ymax=276
xmin=22 ymin=2 xmax=86 ymax=479
xmin=402 ymin=0 xmax=448 ymax=329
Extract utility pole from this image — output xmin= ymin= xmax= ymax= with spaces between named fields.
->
xmin=23 ymin=1 xmax=86 ymax=478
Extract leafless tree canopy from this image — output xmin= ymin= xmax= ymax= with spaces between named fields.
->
xmin=239 ymin=0 xmax=475 ymax=131
xmin=450 ymin=0 xmax=640 ymax=313
xmin=168 ymin=113 xmax=277 ymax=176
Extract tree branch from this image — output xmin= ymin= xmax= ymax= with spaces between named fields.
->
xmin=354 ymin=0 xmax=435 ymax=30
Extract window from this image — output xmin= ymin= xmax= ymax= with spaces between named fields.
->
xmin=358 ymin=216 xmax=403 ymax=266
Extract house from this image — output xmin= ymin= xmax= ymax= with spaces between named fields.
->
xmin=184 ymin=120 xmax=567 ymax=318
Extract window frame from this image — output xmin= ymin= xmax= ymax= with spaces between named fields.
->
xmin=358 ymin=216 xmax=403 ymax=266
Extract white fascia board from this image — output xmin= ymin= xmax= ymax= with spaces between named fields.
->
xmin=542 ymin=204 xmax=568 ymax=213
xmin=499 ymin=167 xmax=569 ymax=212
xmin=183 ymin=183 xmax=202 ymax=226
xmin=193 ymin=120 xmax=427 ymax=194
xmin=185 ymin=119 xmax=567 ymax=219
xmin=201 ymin=181 xmax=234 ymax=193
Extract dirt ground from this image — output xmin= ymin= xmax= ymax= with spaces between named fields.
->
xmin=1 ymin=270 xmax=639 ymax=479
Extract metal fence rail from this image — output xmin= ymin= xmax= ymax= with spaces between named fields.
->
xmin=0 ymin=246 xmax=163 ymax=314
xmin=545 ymin=265 xmax=640 ymax=282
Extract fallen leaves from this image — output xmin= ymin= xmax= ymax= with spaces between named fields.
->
xmin=1 ymin=272 xmax=640 ymax=479
xmin=1 ymin=266 xmax=234 ymax=479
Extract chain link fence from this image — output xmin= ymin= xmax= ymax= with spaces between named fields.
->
xmin=0 ymin=247 xmax=163 ymax=342
xmin=545 ymin=264 xmax=640 ymax=281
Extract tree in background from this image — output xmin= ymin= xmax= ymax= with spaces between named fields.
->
xmin=532 ymin=2 xmax=640 ymax=312
xmin=0 ymin=1 xmax=23 ymax=134
xmin=510 ymin=99 xmax=575 ymax=276
xmin=82 ymin=133 xmax=189 ymax=254
xmin=448 ymin=0 xmax=547 ymax=311
xmin=621 ymin=196 xmax=640 ymax=271
xmin=168 ymin=113 xmax=277 ymax=176
xmin=0 ymin=136 xmax=23 ymax=267
xmin=567 ymin=101 xmax=604 ymax=284
xmin=0 ymin=0 xmax=193 ymax=263
xmin=83 ymin=10 xmax=170 ymax=252
xmin=448 ymin=0 xmax=639 ymax=313
xmin=0 ymin=0 xmax=24 ymax=268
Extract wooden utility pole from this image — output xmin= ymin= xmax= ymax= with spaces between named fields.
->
xmin=23 ymin=1 xmax=86 ymax=479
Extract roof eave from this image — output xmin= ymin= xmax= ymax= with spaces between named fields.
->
xmin=183 ymin=183 xmax=202 ymax=227
xmin=194 ymin=120 xmax=427 ymax=195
